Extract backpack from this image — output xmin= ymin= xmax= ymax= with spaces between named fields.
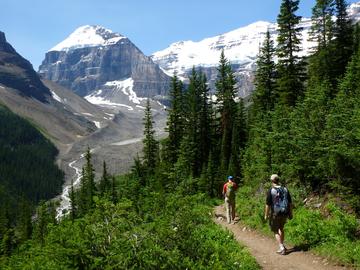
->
xmin=225 ymin=182 xmax=235 ymax=200
xmin=272 ymin=187 xmax=289 ymax=216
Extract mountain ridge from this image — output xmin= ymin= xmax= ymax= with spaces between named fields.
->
xmin=151 ymin=1 xmax=360 ymax=97
xmin=39 ymin=25 xmax=171 ymax=106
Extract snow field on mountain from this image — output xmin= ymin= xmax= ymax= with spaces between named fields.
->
xmin=49 ymin=25 xmax=125 ymax=52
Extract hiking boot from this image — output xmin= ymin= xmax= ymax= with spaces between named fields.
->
xmin=276 ymin=248 xmax=287 ymax=255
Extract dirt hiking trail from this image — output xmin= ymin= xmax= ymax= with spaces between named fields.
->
xmin=214 ymin=205 xmax=354 ymax=270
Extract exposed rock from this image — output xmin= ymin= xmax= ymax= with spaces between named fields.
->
xmin=0 ymin=31 xmax=51 ymax=102
xmin=39 ymin=26 xmax=171 ymax=105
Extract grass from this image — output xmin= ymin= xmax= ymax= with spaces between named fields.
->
xmin=235 ymin=184 xmax=360 ymax=268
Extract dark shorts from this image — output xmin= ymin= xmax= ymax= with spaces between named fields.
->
xmin=269 ymin=215 xmax=287 ymax=233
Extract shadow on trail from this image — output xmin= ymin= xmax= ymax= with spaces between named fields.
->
xmin=215 ymin=210 xmax=311 ymax=255
xmin=286 ymin=244 xmax=311 ymax=254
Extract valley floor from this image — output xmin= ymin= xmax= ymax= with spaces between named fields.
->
xmin=214 ymin=205 xmax=354 ymax=270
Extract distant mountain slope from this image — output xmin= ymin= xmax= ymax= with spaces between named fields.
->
xmin=0 ymin=31 xmax=51 ymax=102
xmin=0 ymin=31 xmax=103 ymax=149
xmin=0 ymin=30 xmax=167 ymax=186
xmin=151 ymin=2 xmax=360 ymax=97
xmin=0 ymin=104 xmax=64 ymax=227
xmin=39 ymin=25 xmax=171 ymax=105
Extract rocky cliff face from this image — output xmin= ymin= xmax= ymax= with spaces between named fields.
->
xmin=0 ymin=31 xmax=51 ymax=102
xmin=39 ymin=25 xmax=171 ymax=105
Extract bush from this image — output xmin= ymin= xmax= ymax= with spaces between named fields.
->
xmin=287 ymin=207 xmax=325 ymax=246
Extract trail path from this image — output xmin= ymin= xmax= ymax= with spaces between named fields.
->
xmin=214 ymin=205 xmax=353 ymax=270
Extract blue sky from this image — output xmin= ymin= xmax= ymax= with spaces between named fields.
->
xmin=1 ymin=0 xmax=359 ymax=69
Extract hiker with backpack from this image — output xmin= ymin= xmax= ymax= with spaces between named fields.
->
xmin=264 ymin=174 xmax=293 ymax=255
xmin=222 ymin=176 xmax=238 ymax=224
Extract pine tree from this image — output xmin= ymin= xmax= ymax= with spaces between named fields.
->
xmin=320 ymin=47 xmax=360 ymax=196
xmin=78 ymin=167 xmax=87 ymax=216
xmin=198 ymin=72 xmax=212 ymax=169
xmin=353 ymin=23 xmax=360 ymax=52
xmin=308 ymin=0 xmax=335 ymax=84
xmin=99 ymin=161 xmax=111 ymax=195
xmin=111 ymin=176 xmax=117 ymax=204
xmin=142 ymin=99 xmax=159 ymax=177
xmin=276 ymin=0 xmax=305 ymax=106
xmin=309 ymin=0 xmax=335 ymax=49
xmin=1 ymin=229 xmax=14 ymax=256
xmin=16 ymin=197 xmax=32 ymax=243
xmin=228 ymin=99 xmax=247 ymax=179
xmin=176 ymin=67 xmax=208 ymax=178
xmin=69 ymin=178 xmax=76 ymax=221
xmin=215 ymin=50 xmax=237 ymax=172
xmin=78 ymin=147 xmax=96 ymax=215
xmin=32 ymin=202 xmax=50 ymax=245
xmin=331 ymin=0 xmax=353 ymax=81
xmin=0 ymin=198 xmax=10 ymax=241
xmin=290 ymin=81 xmax=331 ymax=186
xmin=253 ymin=29 xmax=277 ymax=113
xmin=84 ymin=147 xmax=96 ymax=210
xmin=165 ymin=74 xmax=185 ymax=165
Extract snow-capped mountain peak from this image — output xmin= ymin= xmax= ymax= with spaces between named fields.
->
xmin=49 ymin=25 xmax=126 ymax=52
xmin=151 ymin=18 xmax=316 ymax=78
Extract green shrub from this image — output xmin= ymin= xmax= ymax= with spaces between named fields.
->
xmin=287 ymin=207 xmax=325 ymax=246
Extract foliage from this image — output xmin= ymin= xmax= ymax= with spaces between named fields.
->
xmin=1 ymin=189 xmax=259 ymax=269
xmin=276 ymin=0 xmax=305 ymax=106
xmin=0 ymin=105 xmax=63 ymax=253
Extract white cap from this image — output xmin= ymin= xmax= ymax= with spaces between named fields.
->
xmin=270 ymin=174 xmax=279 ymax=182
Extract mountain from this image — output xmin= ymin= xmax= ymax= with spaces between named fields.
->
xmin=39 ymin=25 xmax=171 ymax=106
xmin=151 ymin=2 xmax=360 ymax=97
xmin=0 ymin=31 xmax=51 ymax=102
xmin=0 ymin=31 xmax=98 ymax=148
xmin=0 ymin=31 xmax=167 ymax=183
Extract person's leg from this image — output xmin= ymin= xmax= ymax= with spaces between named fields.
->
xmin=231 ymin=200 xmax=236 ymax=222
xmin=225 ymin=198 xmax=231 ymax=223
xmin=279 ymin=227 xmax=285 ymax=244
xmin=275 ymin=230 xmax=284 ymax=245
xmin=272 ymin=217 xmax=286 ymax=254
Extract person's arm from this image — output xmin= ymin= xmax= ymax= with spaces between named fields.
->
xmin=288 ymin=190 xmax=293 ymax=219
xmin=222 ymin=184 xmax=226 ymax=197
xmin=264 ymin=204 xmax=270 ymax=220
xmin=264 ymin=189 xmax=271 ymax=220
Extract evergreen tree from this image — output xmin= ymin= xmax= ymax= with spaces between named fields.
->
xmin=176 ymin=68 xmax=210 ymax=178
xmin=353 ymin=23 xmax=360 ymax=53
xmin=99 ymin=161 xmax=111 ymax=195
xmin=309 ymin=0 xmax=335 ymax=49
xmin=253 ymin=29 xmax=277 ymax=113
xmin=0 ymin=193 xmax=10 ymax=241
xmin=215 ymin=50 xmax=238 ymax=172
xmin=78 ymin=167 xmax=87 ymax=216
xmin=290 ymin=81 xmax=331 ymax=186
xmin=69 ymin=178 xmax=76 ymax=221
xmin=320 ymin=47 xmax=360 ymax=197
xmin=165 ymin=74 xmax=185 ymax=165
xmin=198 ymin=72 xmax=212 ymax=169
xmin=1 ymin=229 xmax=14 ymax=256
xmin=331 ymin=0 xmax=353 ymax=82
xmin=78 ymin=147 xmax=96 ymax=215
xmin=131 ymin=154 xmax=145 ymax=186
xmin=111 ymin=176 xmax=117 ymax=204
xmin=32 ymin=202 xmax=50 ymax=245
xmin=276 ymin=0 xmax=305 ymax=106
xmin=142 ymin=99 xmax=159 ymax=178
xmin=16 ymin=197 xmax=32 ymax=243
xmin=308 ymin=0 xmax=335 ymax=84
xmin=228 ymin=99 xmax=247 ymax=179
xmin=244 ymin=29 xmax=277 ymax=184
